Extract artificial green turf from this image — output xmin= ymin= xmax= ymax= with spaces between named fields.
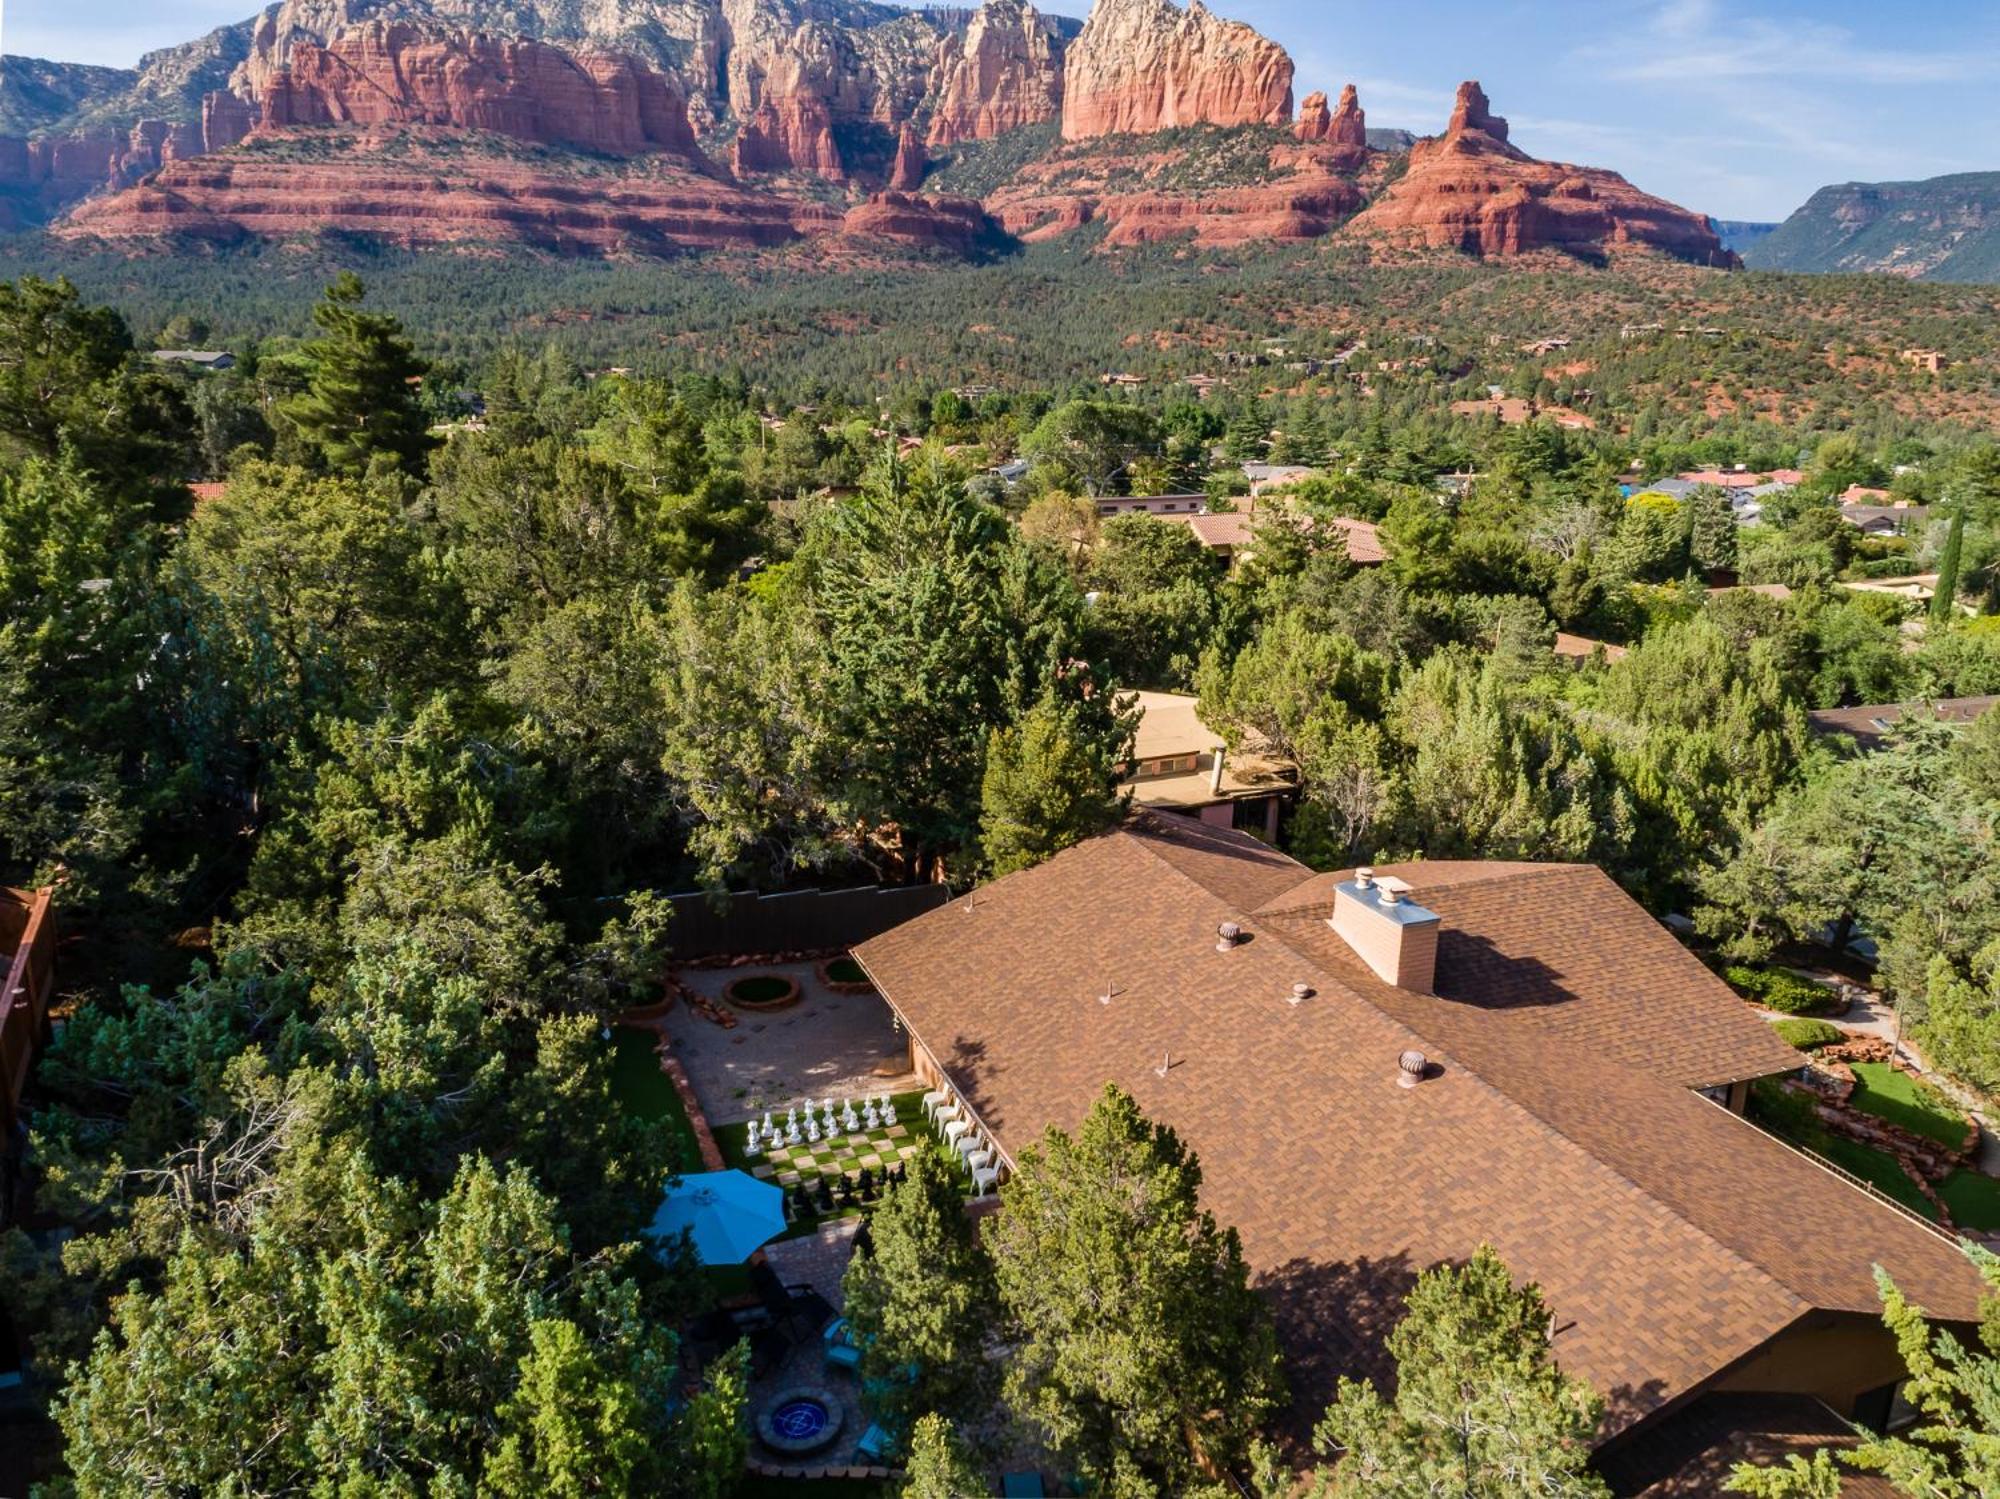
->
xmin=1937 ymin=1169 xmax=2000 ymax=1232
xmin=1816 ymin=1135 xmax=1938 ymax=1220
xmin=1848 ymin=1063 xmax=1970 ymax=1150
xmin=713 ymin=1090 xmax=968 ymax=1242
xmin=608 ymin=1025 xmax=700 ymax=1173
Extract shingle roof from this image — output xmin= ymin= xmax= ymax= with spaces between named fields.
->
xmin=855 ymin=820 xmax=1982 ymax=1438
xmin=1597 ymin=1393 xmax=1902 ymax=1498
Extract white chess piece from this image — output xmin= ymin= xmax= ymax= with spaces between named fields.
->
xmin=842 ymin=1100 xmax=860 ymax=1132
xmin=762 ymin=1111 xmax=775 ymax=1136
xmin=881 ymin=1096 xmax=897 ymax=1126
xmin=805 ymin=1116 xmax=820 ymax=1144
xmin=744 ymin=1122 xmax=761 ymax=1158
xmin=863 ymin=1098 xmax=881 ymax=1130
xmin=785 ymin=1110 xmax=801 ymax=1146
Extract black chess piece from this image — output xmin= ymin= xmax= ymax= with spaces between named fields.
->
xmin=857 ymin=1166 xmax=877 ymax=1201
xmin=836 ymin=1173 xmax=857 ymax=1208
xmin=814 ymin=1175 xmax=836 ymax=1213
xmin=791 ymin=1183 xmax=817 ymax=1221
xmin=890 ymin=1161 xmax=908 ymax=1188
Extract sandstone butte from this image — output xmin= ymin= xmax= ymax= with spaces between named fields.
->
xmin=1349 ymin=80 xmax=1738 ymax=267
xmin=927 ymin=0 xmax=1067 ymax=148
xmin=1297 ymin=84 xmax=1366 ymax=149
xmin=53 ymin=126 xmax=995 ymax=256
xmin=1059 ymin=0 xmax=1294 ymax=140
xmin=256 ymin=23 xmax=707 ymax=163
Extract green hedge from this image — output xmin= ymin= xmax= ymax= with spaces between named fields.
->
xmin=1773 ymin=1017 xmax=1843 ymax=1050
xmin=1725 ymin=965 xmax=1844 ymax=1016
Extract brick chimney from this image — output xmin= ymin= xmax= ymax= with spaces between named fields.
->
xmin=1330 ymin=869 xmax=1440 ymax=993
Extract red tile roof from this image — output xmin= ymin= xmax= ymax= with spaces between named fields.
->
xmin=855 ymin=820 xmax=1982 ymax=1439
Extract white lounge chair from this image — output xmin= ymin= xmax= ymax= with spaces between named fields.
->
xmin=971 ymin=1164 xmax=1001 ymax=1196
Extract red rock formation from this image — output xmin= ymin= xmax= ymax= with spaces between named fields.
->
xmin=987 ymin=133 xmax=1377 ymax=247
xmin=254 ymin=23 xmax=704 ymax=161
xmin=731 ymin=93 xmax=843 ymax=178
xmin=928 ymin=0 xmax=1067 ymax=147
xmin=55 ymin=124 xmax=1001 ymax=258
xmin=888 ymin=122 xmax=927 ymax=191
xmin=56 ymin=127 xmax=841 ymax=252
xmin=1349 ymin=80 xmax=1736 ymax=267
xmin=0 ymin=119 xmax=201 ymax=213
xmin=1296 ymin=84 xmax=1365 ymax=149
xmin=1061 ymin=0 xmax=1293 ymax=141
xmin=1329 ymin=83 xmax=1366 ymax=149
xmin=203 ymin=90 xmax=257 ymax=153
xmin=842 ymin=191 xmax=995 ymax=253
xmin=1295 ymin=91 xmax=1330 ymax=143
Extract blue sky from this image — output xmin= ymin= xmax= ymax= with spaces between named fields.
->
xmin=6 ymin=0 xmax=1997 ymax=219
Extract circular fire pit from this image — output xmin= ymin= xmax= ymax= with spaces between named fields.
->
xmin=724 ymin=972 xmax=803 ymax=1012
xmin=757 ymin=1386 xmax=846 ymax=1457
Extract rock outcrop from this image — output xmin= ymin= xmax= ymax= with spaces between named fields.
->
xmin=927 ymin=0 xmax=1066 ymax=147
xmin=54 ymin=123 xmax=998 ymax=256
xmin=888 ymin=121 xmax=926 ymax=190
xmin=201 ymin=90 xmax=256 ymax=152
xmin=730 ymin=92 xmax=843 ymax=178
xmin=255 ymin=23 xmax=704 ymax=161
xmin=1060 ymin=0 xmax=1293 ymax=141
xmin=1350 ymin=80 xmax=1737 ymax=267
xmin=1295 ymin=83 xmax=1364 ymax=149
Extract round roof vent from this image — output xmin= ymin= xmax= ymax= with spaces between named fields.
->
xmin=1216 ymin=922 xmax=1243 ymax=953
xmin=1289 ymin=982 xmax=1313 ymax=1006
xmin=1397 ymin=1049 xmax=1429 ymax=1088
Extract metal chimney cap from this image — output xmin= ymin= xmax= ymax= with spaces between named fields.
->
xmin=1397 ymin=1049 xmax=1429 ymax=1087
xmin=1355 ymin=868 xmax=1376 ymax=889
xmin=1380 ymin=884 xmax=1403 ymax=906
xmin=1216 ymin=921 xmax=1243 ymax=952
xmin=1290 ymin=982 xmax=1313 ymax=1005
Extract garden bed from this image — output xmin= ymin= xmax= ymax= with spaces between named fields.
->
xmin=725 ymin=973 xmax=805 ymax=1012
xmin=817 ymin=956 xmax=876 ymax=995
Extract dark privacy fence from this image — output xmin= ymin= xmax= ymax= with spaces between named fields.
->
xmin=665 ymin=884 xmax=952 ymax=959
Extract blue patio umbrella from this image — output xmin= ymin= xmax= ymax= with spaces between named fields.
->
xmin=650 ymin=1170 xmax=788 ymax=1265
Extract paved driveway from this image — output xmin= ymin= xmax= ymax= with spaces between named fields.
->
xmin=670 ymin=961 xmax=915 ymax=1126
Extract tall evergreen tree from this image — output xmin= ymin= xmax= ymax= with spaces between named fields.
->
xmin=980 ymin=691 xmax=1131 ymax=877
xmin=1933 ymin=503 xmax=1968 ymax=625
xmin=280 ymin=273 xmax=435 ymax=477
xmin=1314 ymin=1245 xmax=1609 ymax=1498
xmin=988 ymin=1084 xmax=1284 ymax=1495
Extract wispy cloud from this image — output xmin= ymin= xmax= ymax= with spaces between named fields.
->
xmin=1586 ymin=0 xmax=1993 ymax=86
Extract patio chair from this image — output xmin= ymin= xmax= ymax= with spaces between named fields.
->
xmin=972 ymin=1164 xmax=1001 ymax=1196
xmin=922 ymin=1089 xmax=950 ymax=1120
xmin=856 ymin=1422 xmax=895 ymax=1462
xmin=1001 ymin=1473 xmax=1045 ymax=1497
xmin=749 ymin=1262 xmax=831 ymax=1338
xmin=943 ymin=1117 xmax=972 ymax=1149
xmin=963 ymin=1147 xmax=993 ymax=1173
xmin=823 ymin=1316 xmax=863 ymax=1373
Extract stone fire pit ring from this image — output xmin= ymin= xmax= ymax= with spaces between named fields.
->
xmin=723 ymin=972 xmax=803 ymax=1012
xmin=756 ymin=1385 xmax=846 ymax=1457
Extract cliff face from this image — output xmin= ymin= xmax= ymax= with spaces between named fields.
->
xmin=1060 ymin=0 xmax=1293 ymax=141
xmin=1350 ymin=80 xmax=1737 ymax=267
xmin=927 ymin=0 xmax=1066 ymax=147
xmin=1747 ymin=173 xmax=2000 ymax=283
xmin=255 ymin=23 xmax=705 ymax=161
xmin=55 ymin=123 xmax=997 ymax=255
xmin=1296 ymin=84 xmax=1364 ymax=148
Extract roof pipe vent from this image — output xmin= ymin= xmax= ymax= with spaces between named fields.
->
xmin=1355 ymin=867 xmax=1376 ymax=890
xmin=1216 ymin=922 xmax=1243 ymax=953
xmin=1289 ymin=982 xmax=1313 ymax=1006
xmin=1398 ymin=1049 xmax=1429 ymax=1088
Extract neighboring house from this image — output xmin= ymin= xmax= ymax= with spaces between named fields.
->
xmin=1900 ymin=349 xmax=1947 ymax=374
xmin=1553 ymin=632 xmax=1629 ymax=664
xmin=1123 ymin=692 xmax=1296 ymax=840
xmin=1096 ymin=493 xmax=1208 ymax=517
xmin=1841 ymin=574 xmax=1945 ymax=608
xmin=854 ymin=817 xmax=1982 ymax=1492
xmin=1840 ymin=503 xmax=1930 ymax=536
xmin=152 ymin=349 xmax=235 ymax=371
xmin=987 ymin=459 xmax=1031 ymax=487
xmin=1241 ymin=463 xmax=1318 ymax=496
xmin=1808 ymin=695 xmax=1999 ymax=752
xmin=1166 ymin=502 xmax=1384 ymax=572
xmin=187 ymin=481 xmax=228 ymax=505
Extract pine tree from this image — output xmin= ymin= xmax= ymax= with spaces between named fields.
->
xmin=902 ymin=1413 xmax=989 ymax=1498
xmin=281 ymin=273 xmax=435 ymax=476
xmin=980 ymin=691 xmax=1130 ymax=877
xmin=1315 ymin=1245 xmax=1609 ymax=1498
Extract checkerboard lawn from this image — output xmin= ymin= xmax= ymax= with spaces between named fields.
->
xmin=714 ymin=1090 xmax=967 ymax=1214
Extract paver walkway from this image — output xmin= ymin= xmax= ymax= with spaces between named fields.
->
xmin=670 ymin=960 xmax=914 ymax=1125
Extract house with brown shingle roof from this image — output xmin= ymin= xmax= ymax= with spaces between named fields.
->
xmin=1162 ymin=503 xmax=1384 ymax=572
xmin=854 ymin=817 xmax=1982 ymax=1492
